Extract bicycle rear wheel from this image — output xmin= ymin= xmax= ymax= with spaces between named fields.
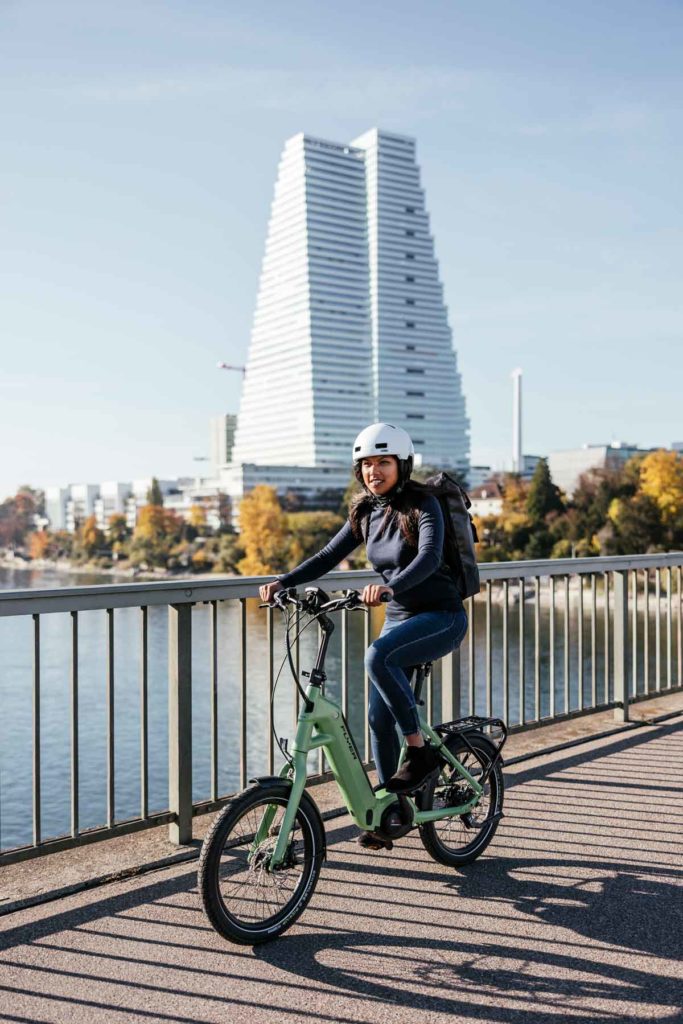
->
xmin=419 ymin=732 xmax=503 ymax=866
xmin=198 ymin=782 xmax=325 ymax=944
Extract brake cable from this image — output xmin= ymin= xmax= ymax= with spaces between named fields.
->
xmin=269 ymin=602 xmax=320 ymax=766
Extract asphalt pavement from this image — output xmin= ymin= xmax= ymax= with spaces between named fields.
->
xmin=1 ymin=718 xmax=681 ymax=1024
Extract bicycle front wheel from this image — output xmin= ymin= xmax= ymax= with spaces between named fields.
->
xmin=198 ymin=782 xmax=325 ymax=944
xmin=419 ymin=732 xmax=503 ymax=867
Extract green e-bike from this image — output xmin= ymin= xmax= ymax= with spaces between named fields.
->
xmin=198 ymin=587 xmax=506 ymax=944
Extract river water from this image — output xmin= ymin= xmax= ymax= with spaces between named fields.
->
xmin=0 ymin=565 xmax=669 ymax=852
xmin=0 ymin=567 xmax=375 ymax=851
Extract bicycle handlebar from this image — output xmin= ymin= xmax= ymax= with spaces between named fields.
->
xmin=260 ymin=587 xmax=390 ymax=615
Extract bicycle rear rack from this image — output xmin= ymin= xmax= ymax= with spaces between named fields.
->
xmin=433 ymin=715 xmax=508 ymax=787
xmin=436 ymin=715 xmax=507 ymax=742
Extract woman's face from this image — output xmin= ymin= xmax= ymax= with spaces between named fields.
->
xmin=361 ymin=455 xmax=399 ymax=496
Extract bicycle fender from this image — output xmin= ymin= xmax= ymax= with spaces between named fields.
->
xmin=249 ymin=774 xmax=293 ymax=789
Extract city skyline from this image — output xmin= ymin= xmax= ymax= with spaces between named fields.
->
xmin=2 ymin=1 xmax=683 ymax=499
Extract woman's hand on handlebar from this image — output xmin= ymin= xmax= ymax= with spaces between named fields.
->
xmin=259 ymin=580 xmax=284 ymax=604
xmin=361 ymin=584 xmax=393 ymax=607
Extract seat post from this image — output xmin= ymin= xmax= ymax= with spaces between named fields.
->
xmin=412 ymin=662 xmax=432 ymax=705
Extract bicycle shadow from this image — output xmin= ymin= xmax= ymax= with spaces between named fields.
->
xmin=255 ymin=915 xmax=683 ymax=1024
xmin=445 ymin=852 xmax=683 ymax=960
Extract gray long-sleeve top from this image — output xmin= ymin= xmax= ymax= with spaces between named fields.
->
xmin=277 ymin=493 xmax=462 ymax=620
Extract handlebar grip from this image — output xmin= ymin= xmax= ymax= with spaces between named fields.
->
xmin=380 ymin=592 xmax=391 ymax=602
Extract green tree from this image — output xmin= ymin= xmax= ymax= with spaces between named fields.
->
xmin=147 ymin=478 xmax=164 ymax=507
xmin=284 ymin=510 xmax=344 ymax=571
xmin=526 ymin=460 xmax=564 ymax=524
xmin=607 ymin=494 xmax=663 ymax=554
xmin=212 ymin=533 xmax=245 ymax=573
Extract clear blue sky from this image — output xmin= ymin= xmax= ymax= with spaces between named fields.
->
xmin=1 ymin=0 xmax=682 ymax=499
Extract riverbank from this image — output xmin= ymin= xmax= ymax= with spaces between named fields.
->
xmin=0 ymin=552 xmax=226 ymax=584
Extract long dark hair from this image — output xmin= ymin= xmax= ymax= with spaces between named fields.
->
xmin=348 ymin=478 xmax=433 ymax=545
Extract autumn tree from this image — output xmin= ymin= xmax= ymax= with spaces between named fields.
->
xmin=188 ymin=504 xmax=207 ymax=530
xmin=236 ymin=485 xmax=287 ymax=576
xmin=80 ymin=515 xmax=106 ymax=557
xmin=0 ymin=486 xmax=43 ymax=548
xmin=107 ymin=513 xmax=129 ymax=544
xmin=129 ymin=505 xmax=183 ymax=567
xmin=639 ymin=450 xmax=683 ymax=526
xmin=498 ymin=474 xmax=532 ymax=558
xmin=29 ymin=531 xmax=51 ymax=559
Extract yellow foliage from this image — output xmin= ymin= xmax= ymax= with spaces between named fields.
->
xmin=501 ymin=475 xmax=529 ymax=517
xmin=639 ymin=450 xmax=683 ymax=524
xmin=134 ymin=505 xmax=181 ymax=543
xmin=29 ymin=531 xmax=51 ymax=559
xmin=81 ymin=515 xmax=104 ymax=554
xmin=236 ymin=485 xmax=287 ymax=576
xmin=501 ymin=511 xmax=530 ymax=536
xmin=188 ymin=504 xmax=207 ymax=529
xmin=607 ymin=498 xmax=624 ymax=524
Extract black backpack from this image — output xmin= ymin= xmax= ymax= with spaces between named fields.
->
xmin=423 ymin=472 xmax=480 ymax=599
xmin=360 ymin=472 xmax=480 ymax=599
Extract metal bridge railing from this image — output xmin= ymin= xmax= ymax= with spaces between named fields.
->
xmin=0 ymin=552 xmax=681 ymax=865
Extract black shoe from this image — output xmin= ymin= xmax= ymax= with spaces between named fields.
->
xmin=385 ymin=745 xmax=440 ymax=794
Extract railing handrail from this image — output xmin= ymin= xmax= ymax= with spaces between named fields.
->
xmin=1 ymin=552 xmax=682 ymax=617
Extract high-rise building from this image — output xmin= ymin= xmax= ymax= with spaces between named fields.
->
xmin=352 ymin=129 xmax=468 ymax=467
xmin=231 ymin=128 xmax=468 ymax=476
xmin=210 ymin=414 xmax=237 ymax=472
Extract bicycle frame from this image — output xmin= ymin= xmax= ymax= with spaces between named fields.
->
xmin=264 ymin=680 xmax=485 ymax=869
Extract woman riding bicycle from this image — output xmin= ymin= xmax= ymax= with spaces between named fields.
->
xmin=259 ymin=423 xmax=468 ymax=825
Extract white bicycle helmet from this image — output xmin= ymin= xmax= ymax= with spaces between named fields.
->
xmin=352 ymin=423 xmax=415 ymax=489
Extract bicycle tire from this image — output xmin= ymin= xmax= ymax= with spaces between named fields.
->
xmin=198 ymin=782 xmax=325 ymax=944
xmin=419 ymin=732 xmax=504 ymax=867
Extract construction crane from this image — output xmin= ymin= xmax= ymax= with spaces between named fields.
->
xmin=216 ymin=361 xmax=246 ymax=377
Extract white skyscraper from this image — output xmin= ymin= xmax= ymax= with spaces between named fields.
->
xmin=231 ymin=128 xmax=469 ymax=481
xmin=352 ymin=129 xmax=468 ymax=467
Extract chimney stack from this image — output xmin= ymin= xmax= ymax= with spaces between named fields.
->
xmin=512 ymin=368 xmax=523 ymax=473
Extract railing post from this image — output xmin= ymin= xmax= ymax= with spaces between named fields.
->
xmin=612 ymin=571 xmax=629 ymax=722
xmin=169 ymin=603 xmax=193 ymax=845
xmin=441 ymin=646 xmax=461 ymax=723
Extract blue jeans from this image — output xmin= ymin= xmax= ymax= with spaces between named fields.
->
xmin=364 ymin=608 xmax=468 ymax=785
